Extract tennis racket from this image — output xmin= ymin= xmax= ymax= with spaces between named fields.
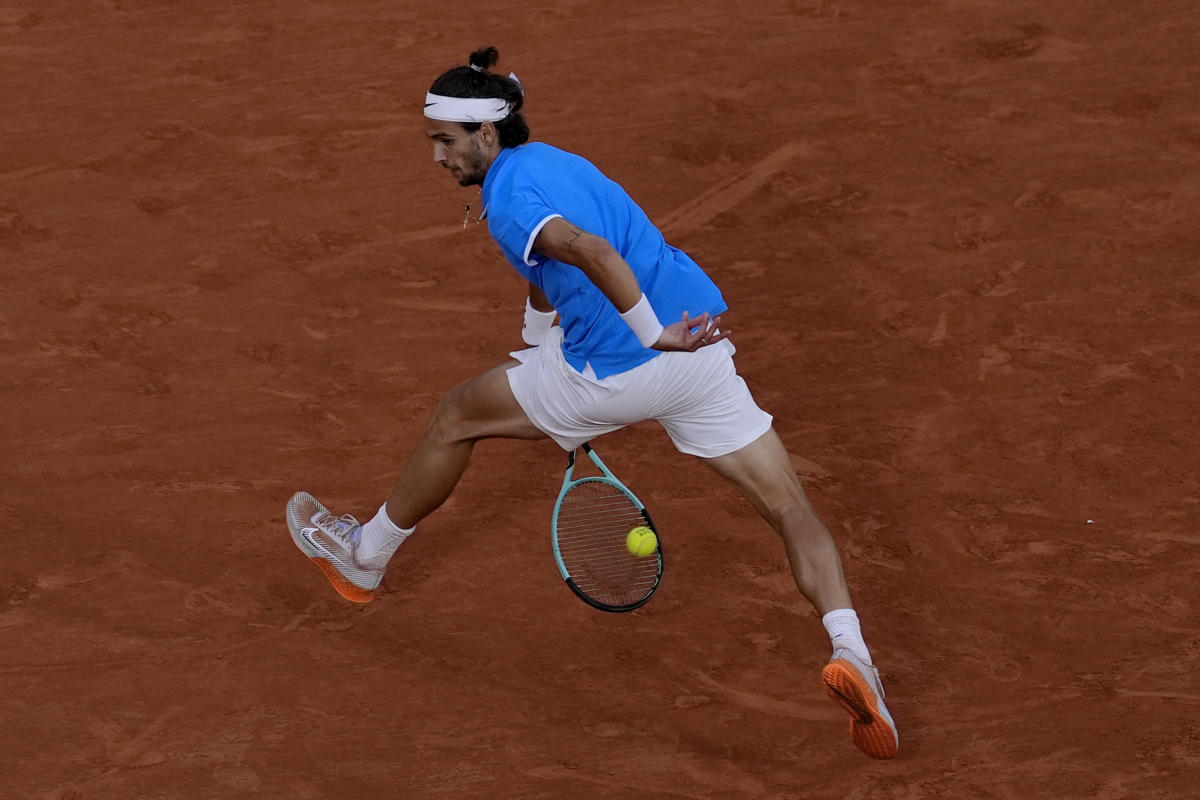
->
xmin=551 ymin=442 xmax=664 ymax=612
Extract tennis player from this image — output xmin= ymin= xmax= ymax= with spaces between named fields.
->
xmin=286 ymin=47 xmax=898 ymax=759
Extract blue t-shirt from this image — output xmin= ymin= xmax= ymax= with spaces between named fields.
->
xmin=481 ymin=143 xmax=727 ymax=379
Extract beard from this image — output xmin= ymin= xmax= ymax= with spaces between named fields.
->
xmin=454 ymin=140 xmax=489 ymax=186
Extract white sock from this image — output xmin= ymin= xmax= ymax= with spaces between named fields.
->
xmin=357 ymin=504 xmax=414 ymax=567
xmin=822 ymin=608 xmax=873 ymax=665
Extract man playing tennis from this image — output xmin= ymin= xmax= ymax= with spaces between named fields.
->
xmin=286 ymin=47 xmax=899 ymax=759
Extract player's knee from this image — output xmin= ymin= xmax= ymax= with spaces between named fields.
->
xmin=775 ymin=501 xmax=828 ymax=541
xmin=748 ymin=476 xmax=812 ymax=532
xmin=426 ymin=384 xmax=475 ymax=444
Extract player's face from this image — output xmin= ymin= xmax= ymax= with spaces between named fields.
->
xmin=425 ymin=120 xmax=491 ymax=187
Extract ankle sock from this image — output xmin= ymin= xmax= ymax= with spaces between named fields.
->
xmin=822 ymin=608 xmax=873 ymax=665
xmin=357 ymin=504 xmax=414 ymax=566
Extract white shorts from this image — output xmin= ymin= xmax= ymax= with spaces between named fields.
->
xmin=506 ymin=327 xmax=773 ymax=458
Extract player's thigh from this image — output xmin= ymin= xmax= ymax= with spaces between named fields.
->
xmin=702 ymin=427 xmax=815 ymax=527
xmin=436 ymin=360 xmax=547 ymax=442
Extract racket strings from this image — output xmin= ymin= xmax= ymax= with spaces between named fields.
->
xmin=556 ymin=480 xmax=660 ymax=607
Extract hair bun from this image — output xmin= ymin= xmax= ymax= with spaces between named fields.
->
xmin=468 ymin=47 xmax=500 ymax=73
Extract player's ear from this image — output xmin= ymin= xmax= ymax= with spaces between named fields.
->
xmin=479 ymin=121 xmax=497 ymax=147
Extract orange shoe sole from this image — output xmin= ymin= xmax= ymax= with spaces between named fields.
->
xmin=822 ymin=659 xmax=899 ymax=759
xmin=310 ymin=557 xmax=377 ymax=604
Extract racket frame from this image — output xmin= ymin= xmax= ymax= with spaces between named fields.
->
xmin=551 ymin=442 xmax=663 ymax=612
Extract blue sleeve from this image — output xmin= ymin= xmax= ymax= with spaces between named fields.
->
xmin=489 ymin=189 xmax=564 ymax=267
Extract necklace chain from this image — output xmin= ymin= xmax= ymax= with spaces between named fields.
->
xmin=462 ymin=192 xmax=484 ymax=228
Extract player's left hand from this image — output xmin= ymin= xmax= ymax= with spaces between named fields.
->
xmin=652 ymin=311 xmax=730 ymax=352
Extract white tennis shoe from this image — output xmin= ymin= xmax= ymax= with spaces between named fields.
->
xmin=286 ymin=491 xmax=383 ymax=603
xmin=821 ymin=648 xmax=899 ymax=759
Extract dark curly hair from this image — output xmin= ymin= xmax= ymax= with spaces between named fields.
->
xmin=428 ymin=47 xmax=530 ymax=148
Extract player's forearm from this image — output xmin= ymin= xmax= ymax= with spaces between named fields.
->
xmin=533 ymin=218 xmax=643 ymax=312
xmin=577 ymin=244 xmax=643 ymax=313
xmin=564 ymin=234 xmax=662 ymax=346
xmin=531 ymin=217 xmax=663 ymax=346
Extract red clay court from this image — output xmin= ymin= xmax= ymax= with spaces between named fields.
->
xmin=3 ymin=1 xmax=1198 ymax=797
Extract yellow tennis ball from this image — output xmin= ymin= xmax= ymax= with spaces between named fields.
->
xmin=626 ymin=526 xmax=658 ymax=557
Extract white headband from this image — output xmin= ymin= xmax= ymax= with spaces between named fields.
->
xmin=423 ymin=72 xmax=524 ymax=123
xmin=423 ymin=93 xmax=510 ymax=123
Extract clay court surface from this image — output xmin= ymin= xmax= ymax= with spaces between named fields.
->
xmin=4 ymin=1 xmax=1199 ymax=797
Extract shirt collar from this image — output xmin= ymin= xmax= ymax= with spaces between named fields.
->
xmin=480 ymin=145 xmax=521 ymax=220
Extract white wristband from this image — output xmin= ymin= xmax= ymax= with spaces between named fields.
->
xmin=522 ymin=298 xmax=557 ymax=346
xmin=619 ymin=293 xmax=664 ymax=348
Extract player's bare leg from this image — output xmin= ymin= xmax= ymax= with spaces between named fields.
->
xmin=384 ymin=360 xmax=546 ymax=529
xmin=703 ymin=427 xmax=851 ymax=614
xmin=286 ymin=361 xmax=544 ymax=604
xmin=703 ymin=427 xmax=898 ymax=759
